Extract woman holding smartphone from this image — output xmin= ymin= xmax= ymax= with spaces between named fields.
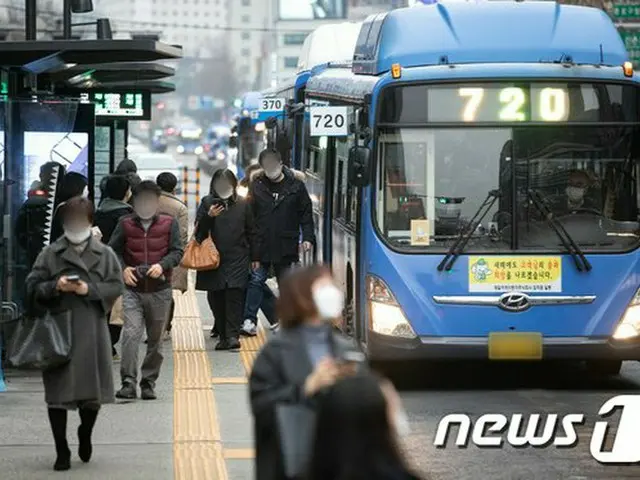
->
xmin=195 ymin=169 xmax=257 ymax=351
xmin=249 ymin=265 xmax=364 ymax=480
xmin=25 ymin=196 xmax=124 ymax=471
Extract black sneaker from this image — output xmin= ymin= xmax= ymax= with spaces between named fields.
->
xmin=210 ymin=328 xmax=219 ymax=338
xmin=140 ymin=384 xmax=157 ymax=400
xmin=227 ymin=337 xmax=241 ymax=351
xmin=115 ymin=383 xmax=136 ymax=399
xmin=215 ymin=339 xmax=230 ymax=350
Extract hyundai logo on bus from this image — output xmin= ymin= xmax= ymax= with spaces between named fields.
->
xmin=498 ymin=292 xmax=531 ymax=312
xmin=433 ymin=395 xmax=640 ymax=464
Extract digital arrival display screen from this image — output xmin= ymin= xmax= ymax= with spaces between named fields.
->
xmin=379 ymin=82 xmax=639 ymax=124
xmin=81 ymin=92 xmax=151 ymax=120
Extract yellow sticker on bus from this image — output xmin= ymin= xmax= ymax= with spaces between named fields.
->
xmin=468 ymin=256 xmax=562 ymax=293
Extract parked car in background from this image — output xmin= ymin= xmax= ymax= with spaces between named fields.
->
xmin=150 ymin=129 xmax=168 ymax=152
xmin=176 ymin=126 xmax=203 ymax=155
xmin=130 ymin=152 xmax=183 ymax=194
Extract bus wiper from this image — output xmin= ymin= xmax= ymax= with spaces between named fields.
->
xmin=527 ymin=189 xmax=592 ymax=272
xmin=437 ymin=190 xmax=501 ymax=272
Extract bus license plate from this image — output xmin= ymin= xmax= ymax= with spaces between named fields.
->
xmin=488 ymin=332 xmax=543 ymax=360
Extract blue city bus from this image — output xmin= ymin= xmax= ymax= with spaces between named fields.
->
xmin=236 ymin=91 xmax=266 ymax=168
xmin=301 ymin=2 xmax=640 ymax=374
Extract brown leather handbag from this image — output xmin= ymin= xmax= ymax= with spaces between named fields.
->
xmin=180 ymin=234 xmax=220 ymax=271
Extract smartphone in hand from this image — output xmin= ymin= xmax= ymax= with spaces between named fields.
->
xmin=66 ymin=275 xmax=81 ymax=282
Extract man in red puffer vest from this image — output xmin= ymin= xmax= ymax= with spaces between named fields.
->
xmin=109 ymin=180 xmax=184 ymax=400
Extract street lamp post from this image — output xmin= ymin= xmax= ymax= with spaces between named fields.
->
xmin=63 ymin=0 xmax=94 ymax=39
xmin=25 ymin=0 xmax=37 ymax=40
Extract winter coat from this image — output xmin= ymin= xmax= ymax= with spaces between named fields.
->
xmin=249 ymin=167 xmax=315 ymax=264
xmin=25 ymin=236 xmax=124 ymax=406
xmin=158 ymin=192 xmax=189 ymax=293
xmin=194 ymin=194 xmax=257 ymax=292
xmin=94 ymin=198 xmax=134 ymax=244
xmin=108 ymin=214 xmax=184 ymax=293
xmin=249 ymin=327 xmax=358 ymax=480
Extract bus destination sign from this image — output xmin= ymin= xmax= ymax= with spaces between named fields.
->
xmin=80 ymin=92 xmax=151 ymax=120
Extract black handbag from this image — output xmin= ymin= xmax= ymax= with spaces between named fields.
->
xmin=276 ymin=404 xmax=317 ymax=479
xmin=6 ymin=310 xmax=72 ymax=371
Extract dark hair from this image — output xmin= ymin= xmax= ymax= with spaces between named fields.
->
xmin=115 ymin=158 xmax=137 ymax=174
xmin=157 ymin=172 xmax=178 ymax=193
xmin=58 ymin=172 xmax=87 ymax=202
xmin=258 ymin=148 xmax=281 ymax=166
xmin=60 ymin=196 xmax=94 ymax=224
xmin=105 ymin=175 xmax=130 ymax=201
xmin=308 ymin=372 xmax=411 ymax=480
xmin=277 ymin=264 xmax=331 ymax=329
xmin=239 ymin=163 xmax=262 ymax=188
xmin=209 ymin=168 xmax=238 ymax=196
xmin=132 ymin=180 xmax=161 ymax=198
xmin=40 ymin=161 xmax=64 ymax=179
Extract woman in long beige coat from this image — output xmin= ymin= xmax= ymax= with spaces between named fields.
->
xmin=25 ymin=197 xmax=124 ymax=471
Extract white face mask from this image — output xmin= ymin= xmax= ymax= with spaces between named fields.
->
xmin=265 ymin=164 xmax=283 ymax=180
xmin=312 ymin=284 xmax=344 ymax=319
xmin=81 ymin=186 xmax=89 ymax=198
xmin=64 ymin=227 xmax=92 ymax=244
xmin=393 ymin=408 xmax=411 ymax=437
xmin=566 ymin=186 xmax=585 ymax=203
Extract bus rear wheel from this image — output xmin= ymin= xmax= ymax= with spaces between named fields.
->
xmin=585 ymin=360 xmax=622 ymax=376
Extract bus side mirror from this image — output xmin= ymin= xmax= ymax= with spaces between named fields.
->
xmin=348 ymin=146 xmax=371 ymax=187
xmin=228 ymin=135 xmax=238 ymax=148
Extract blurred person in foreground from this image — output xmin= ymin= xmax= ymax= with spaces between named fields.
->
xmin=242 ymin=149 xmax=315 ymax=335
xmin=249 ymin=264 xmax=362 ymax=480
xmin=108 ymin=180 xmax=183 ymax=400
xmin=157 ymin=172 xmax=189 ymax=339
xmin=25 ymin=197 xmax=124 ymax=471
xmin=308 ymin=372 xmax=421 ymax=480
xmin=94 ymin=175 xmax=133 ymax=359
xmin=195 ymin=169 xmax=257 ymax=350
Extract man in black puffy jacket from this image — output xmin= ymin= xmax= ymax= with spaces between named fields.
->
xmin=241 ymin=149 xmax=315 ymax=335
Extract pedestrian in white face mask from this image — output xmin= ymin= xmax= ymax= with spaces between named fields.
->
xmin=308 ymin=372 xmax=421 ymax=480
xmin=248 ymin=265 xmax=366 ymax=480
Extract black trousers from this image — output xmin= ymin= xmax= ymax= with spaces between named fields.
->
xmin=207 ymin=288 xmax=245 ymax=340
xmin=166 ymin=298 xmax=175 ymax=332
xmin=107 ymin=311 xmax=122 ymax=356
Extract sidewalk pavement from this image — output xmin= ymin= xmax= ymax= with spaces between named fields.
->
xmin=0 ymin=288 xmax=268 ymax=480
xmin=0 ymin=347 xmax=173 ymax=479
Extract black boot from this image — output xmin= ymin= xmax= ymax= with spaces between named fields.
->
xmin=48 ymin=408 xmax=70 ymax=471
xmin=78 ymin=408 xmax=98 ymax=462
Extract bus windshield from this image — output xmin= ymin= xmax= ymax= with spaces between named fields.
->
xmin=376 ymin=125 xmax=640 ymax=252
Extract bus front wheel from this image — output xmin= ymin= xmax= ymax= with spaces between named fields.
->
xmin=585 ymin=360 xmax=622 ymax=376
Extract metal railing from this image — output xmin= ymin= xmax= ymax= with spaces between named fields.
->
xmin=181 ymin=166 xmax=201 ymax=210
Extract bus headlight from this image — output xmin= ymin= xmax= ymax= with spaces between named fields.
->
xmin=176 ymin=145 xmax=185 ymax=154
xmin=366 ymin=275 xmax=416 ymax=339
xmin=194 ymin=146 xmax=204 ymax=155
xmin=613 ymin=289 xmax=640 ymax=340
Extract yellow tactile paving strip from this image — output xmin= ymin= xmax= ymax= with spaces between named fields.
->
xmin=173 ymin=285 xmax=268 ymax=477
xmin=239 ymin=325 xmax=267 ymax=375
xmin=173 ymin=290 xmax=228 ymax=480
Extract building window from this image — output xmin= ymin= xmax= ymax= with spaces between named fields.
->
xmin=242 ymin=0 xmax=250 ymax=5
xmin=241 ymin=48 xmax=251 ymax=57
xmin=241 ymin=31 xmax=250 ymax=40
xmin=241 ymin=14 xmax=250 ymax=23
xmin=283 ymin=33 xmax=306 ymax=45
xmin=240 ymin=65 xmax=250 ymax=75
xmin=284 ymin=56 xmax=298 ymax=68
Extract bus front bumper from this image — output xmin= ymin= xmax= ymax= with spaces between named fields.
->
xmin=365 ymin=330 xmax=640 ymax=362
